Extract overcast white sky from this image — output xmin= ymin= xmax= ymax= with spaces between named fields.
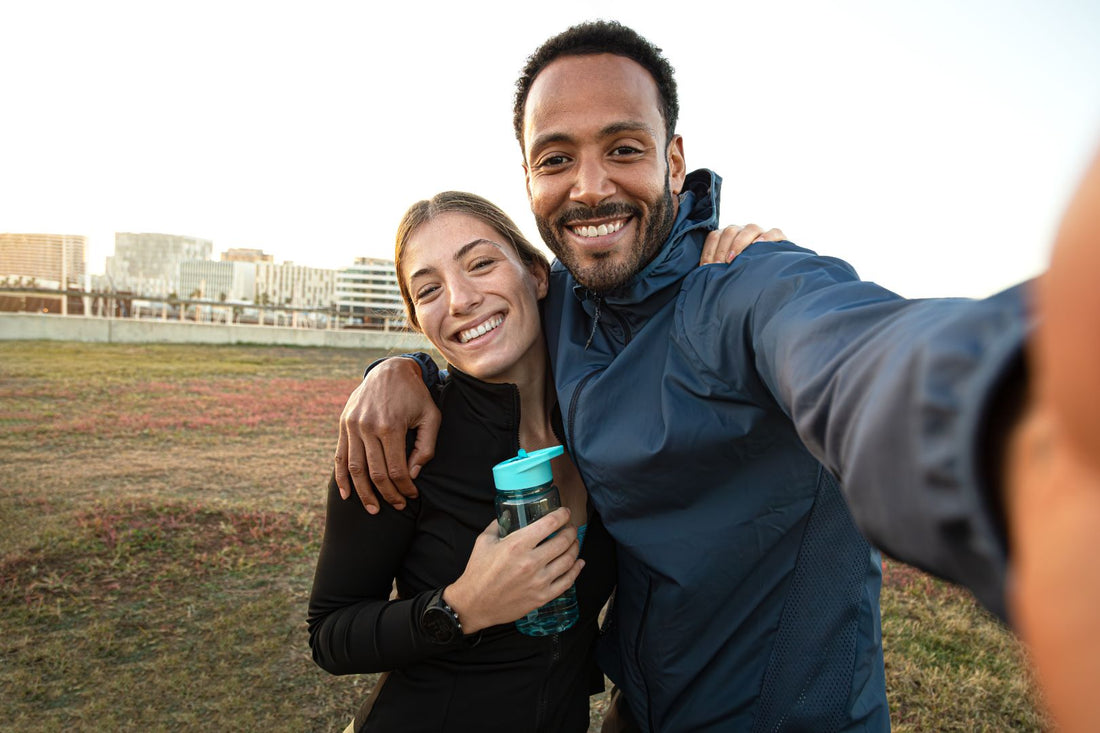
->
xmin=3 ymin=0 xmax=1099 ymax=297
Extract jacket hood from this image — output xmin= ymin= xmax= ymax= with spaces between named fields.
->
xmin=568 ymin=169 xmax=722 ymax=328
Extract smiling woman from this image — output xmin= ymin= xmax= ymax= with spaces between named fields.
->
xmin=400 ymin=213 xmax=548 ymax=386
xmin=307 ymin=192 xmax=616 ymax=733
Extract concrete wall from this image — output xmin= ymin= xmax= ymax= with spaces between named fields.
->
xmin=0 ymin=312 xmax=433 ymax=351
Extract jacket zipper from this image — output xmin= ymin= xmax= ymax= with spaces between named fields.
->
xmin=566 ymin=370 xmax=599 ymax=452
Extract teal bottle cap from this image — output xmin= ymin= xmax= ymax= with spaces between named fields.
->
xmin=492 ymin=445 xmax=564 ymax=491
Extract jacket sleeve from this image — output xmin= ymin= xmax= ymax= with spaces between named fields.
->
xmin=680 ymin=242 xmax=1031 ymax=620
xmin=363 ymin=352 xmax=444 ymax=387
xmin=307 ymin=474 xmax=468 ymax=674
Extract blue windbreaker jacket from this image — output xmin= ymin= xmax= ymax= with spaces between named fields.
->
xmin=541 ymin=169 xmax=1028 ymax=732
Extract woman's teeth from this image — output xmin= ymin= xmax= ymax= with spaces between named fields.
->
xmin=572 ymin=219 xmax=626 ymax=238
xmin=459 ymin=314 xmax=504 ymax=344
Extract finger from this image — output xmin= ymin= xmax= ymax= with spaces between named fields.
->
xmin=345 ymin=429 xmax=381 ymax=514
xmin=380 ymin=429 xmax=419 ymax=500
xmin=365 ymin=435 xmax=405 ymax=511
xmin=700 ymin=228 xmax=728 ymax=265
xmin=730 ymin=224 xmax=765 ymax=260
xmin=408 ymin=405 xmax=442 ymax=480
xmin=541 ymin=537 xmax=582 ymax=577
xmin=334 ymin=421 xmax=352 ymax=501
xmin=511 ymin=507 xmax=573 ymax=549
xmin=758 ymin=227 xmax=786 ymax=242
xmin=550 ymin=558 xmax=586 ymax=593
xmin=480 ymin=519 xmax=502 ymax=539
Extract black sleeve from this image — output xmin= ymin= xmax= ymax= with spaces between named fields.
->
xmin=306 ymin=474 xmax=466 ymax=674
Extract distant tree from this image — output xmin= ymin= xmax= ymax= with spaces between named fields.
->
xmin=189 ymin=289 xmax=202 ymax=299
xmin=218 ymin=292 xmax=227 ymax=302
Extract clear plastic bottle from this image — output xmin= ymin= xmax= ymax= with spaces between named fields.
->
xmin=492 ymin=445 xmax=579 ymax=636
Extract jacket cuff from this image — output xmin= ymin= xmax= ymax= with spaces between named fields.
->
xmin=363 ymin=352 xmax=440 ymax=390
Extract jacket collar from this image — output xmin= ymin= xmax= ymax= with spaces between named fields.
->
xmin=565 ymin=168 xmax=722 ymax=326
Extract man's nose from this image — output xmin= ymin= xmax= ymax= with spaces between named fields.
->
xmin=570 ymin=157 xmax=615 ymax=208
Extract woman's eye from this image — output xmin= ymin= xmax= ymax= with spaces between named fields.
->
xmin=415 ymin=284 xmax=439 ymax=301
xmin=471 ymin=258 xmax=495 ymax=271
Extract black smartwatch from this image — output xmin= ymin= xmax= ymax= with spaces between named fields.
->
xmin=420 ymin=588 xmax=462 ymax=644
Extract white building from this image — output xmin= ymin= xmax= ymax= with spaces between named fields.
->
xmin=104 ymin=232 xmax=213 ymax=296
xmin=179 ymin=260 xmax=256 ymax=302
xmin=255 ymin=261 xmax=336 ymax=309
xmin=335 ymin=257 xmax=405 ymax=329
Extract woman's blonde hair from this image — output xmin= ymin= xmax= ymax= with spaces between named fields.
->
xmin=394 ymin=191 xmax=550 ymax=331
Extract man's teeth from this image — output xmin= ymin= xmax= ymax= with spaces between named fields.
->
xmin=459 ymin=315 xmax=504 ymax=344
xmin=572 ymin=220 xmax=626 ymax=238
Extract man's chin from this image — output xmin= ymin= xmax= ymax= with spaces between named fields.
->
xmin=572 ymin=263 xmax=635 ymax=294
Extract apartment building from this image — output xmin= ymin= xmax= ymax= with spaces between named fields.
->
xmin=335 ymin=257 xmax=405 ymax=328
xmin=0 ymin=233 xmax=86 ymax=287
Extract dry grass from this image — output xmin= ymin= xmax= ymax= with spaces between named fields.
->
xmin=0 ymin=341 xmax=1050 ymax=731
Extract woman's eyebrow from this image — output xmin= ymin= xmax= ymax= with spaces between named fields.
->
xmin=407 ymin=239 xmax=503 ymax=282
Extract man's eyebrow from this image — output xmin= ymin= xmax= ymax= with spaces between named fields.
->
xmin=600 ymin=121 xmax=656 ymax=138
xmin=528 ymin=121 xmax=657 ymax=156
xmin=406 ymin=239 xmax=501 ymax=282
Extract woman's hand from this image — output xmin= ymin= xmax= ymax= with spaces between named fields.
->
xmin=443 ymin=508 xmax=583 ymax=634
xmin=700 ymin=224 xmax=787 ymax=265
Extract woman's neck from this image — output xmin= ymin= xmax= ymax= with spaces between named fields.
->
xmin=515 ymin=362 xmax=558 ymax=452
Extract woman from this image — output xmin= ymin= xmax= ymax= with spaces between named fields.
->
xmin=308 ymin=192 xmax=615 ymax=732
xmin=308 ymin=192 xmax=756 ymax=732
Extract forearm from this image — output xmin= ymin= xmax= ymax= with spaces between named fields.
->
xmin=307 ymin=477 xmax=463 ymax=673
xmin=767 ymin=280 xmax=1031 ymax=618
xmin=694 ymin=246 xmax=1030 ymax=617
xmin=308 ymin=589 xmax=467 ymax=674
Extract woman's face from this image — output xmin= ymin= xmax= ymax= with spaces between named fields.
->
xmin=402 ymin=212 xmax=548 ymax=384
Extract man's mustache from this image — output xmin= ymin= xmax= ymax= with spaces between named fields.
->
xmin=558 ymin=202 xmax=640 ymax=227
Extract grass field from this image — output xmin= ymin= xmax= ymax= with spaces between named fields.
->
xmin=0 ymin=341 xmax=1050 ymax=731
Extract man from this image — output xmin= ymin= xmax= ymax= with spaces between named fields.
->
xmin=335 ymin=21 xmax=1030 ymax=731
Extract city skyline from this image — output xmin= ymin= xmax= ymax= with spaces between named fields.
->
xmin=4 ymin=1 xmax=1100 ymax=299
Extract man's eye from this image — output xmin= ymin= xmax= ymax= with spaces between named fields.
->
xmin=538 ymin=155 xmax=569 ymax=168
xmin=611 ymin=146 xmax=641 ymax=156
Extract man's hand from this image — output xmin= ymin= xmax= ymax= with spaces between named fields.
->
xmin=443 ymin=508 xmax=583 ymax=635
xmin=334 ymin=357 xmax=441 ymax=514
xmin=1007 ymin=143 xmax=1100 ymax=733
xmin=700 ymin=223 xmax=787 ymax=265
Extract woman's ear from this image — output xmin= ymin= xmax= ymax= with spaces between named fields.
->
xmin=530 ymin=261 xmax=550 ymax=300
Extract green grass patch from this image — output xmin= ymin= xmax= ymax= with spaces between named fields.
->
xmin=0 ymin=341 xmax=1050 ymax=730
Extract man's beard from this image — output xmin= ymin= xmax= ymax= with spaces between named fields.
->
xmin=535 ymin=177 xmax=677 ymax=294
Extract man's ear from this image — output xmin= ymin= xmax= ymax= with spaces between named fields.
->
xmin=523 ymin=161 xmax=533 ymax=203
xmin=667 ymin=134 xmax=687 ymax=195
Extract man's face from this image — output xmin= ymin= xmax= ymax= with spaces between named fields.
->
xmin=522 ymin=53 xmax=687 ymax=293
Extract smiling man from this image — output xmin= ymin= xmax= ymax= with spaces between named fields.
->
xmin=334 ymin=21 xmax=1033 ymax=732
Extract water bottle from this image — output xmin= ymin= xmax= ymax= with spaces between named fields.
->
xmin=492 ymin=445 xmax=579 ymax=636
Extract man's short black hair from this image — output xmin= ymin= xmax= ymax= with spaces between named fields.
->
xmin=513 ymin=20 xmax=679 ymax=153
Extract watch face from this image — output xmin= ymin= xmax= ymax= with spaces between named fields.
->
xmin=422 ymin=604 xmax=458 ymax=644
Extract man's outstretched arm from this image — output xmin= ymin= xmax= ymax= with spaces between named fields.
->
xmin=334 ymin=356 xmax=441 ymax=514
